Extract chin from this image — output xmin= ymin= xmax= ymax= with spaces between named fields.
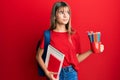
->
xmin=63 ymin=21 xmax=69 ymax=25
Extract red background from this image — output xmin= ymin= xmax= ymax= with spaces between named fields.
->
xmin=1 ymin=0 xmax=120 ymax=80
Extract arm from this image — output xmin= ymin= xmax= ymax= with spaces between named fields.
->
xmin=76 ymin=50 xmax=93 ymax=63
xmin=77 ymin=44 xmax=104 ymax=63
xmin=36 ymin=48 xmax=57 ymax=80
xmin=36 ymin=48 xmax=49 ymax=74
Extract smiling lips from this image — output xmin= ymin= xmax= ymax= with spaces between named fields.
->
xmin=63 ymin=19 xmax=68 ymax=21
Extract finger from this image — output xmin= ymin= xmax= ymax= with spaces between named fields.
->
xmin=100 ymin=44 xmax=104 ymax=52
xmin=50 ymin=72 xmax=58 ymax=75
xmin=51 ymin=75 xmax=58 ymax=80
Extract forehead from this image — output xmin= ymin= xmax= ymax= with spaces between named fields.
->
xmin=57 ymin=6 xmax=69 ymax=11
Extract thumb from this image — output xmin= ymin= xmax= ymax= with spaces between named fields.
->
xmin=100 ymin=44 xmax=104 ymax=53
xmin=50 ymin=72 xmax=58 ymax=75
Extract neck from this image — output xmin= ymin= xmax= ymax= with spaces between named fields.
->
xmin=54 ymin=24 xmax=67 ymax=32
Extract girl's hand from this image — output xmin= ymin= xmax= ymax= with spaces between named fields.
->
xmin=100 ymin=44 xmax=104 ymax=53
xmin=45 ymin=71 xmax=58 ymax=80
xmin=90 ymin=42 xmax=104 ymax=53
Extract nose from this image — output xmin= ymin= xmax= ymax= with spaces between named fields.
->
xmin=63 ymin=12 xmax=68 ymax=18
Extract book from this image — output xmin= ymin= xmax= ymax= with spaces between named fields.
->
xmin=45 ymin=45 xmax=65 ymax=79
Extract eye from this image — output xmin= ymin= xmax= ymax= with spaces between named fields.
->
xmin=67 ymin=11 xmax=70 ymax=14
xmin=59 ymin=11 xmax=64 ymax=14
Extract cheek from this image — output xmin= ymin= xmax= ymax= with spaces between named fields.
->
xmin=56 ymin=15 xmax=63 ymax=20
xmin=67 ymin=15 xmax=70 ymax=19
xmin=67 ymin=14 xmax=70 ymax=18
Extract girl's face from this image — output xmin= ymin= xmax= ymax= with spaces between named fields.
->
xmin=55 ymin=6 xmax=70 ymax=25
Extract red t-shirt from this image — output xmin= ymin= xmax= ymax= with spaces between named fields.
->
xmin=40 ymin=30 xmax=81 ymax=71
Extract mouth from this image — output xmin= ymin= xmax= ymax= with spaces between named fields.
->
xmin=63 ymin=19 xmax=68 ymax=21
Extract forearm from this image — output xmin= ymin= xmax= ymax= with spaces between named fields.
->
xmin=36 ymin=54 xmax=48 ymax=74
xmin=36 ymin=48 xmax=48 ymax=74
xmin=36 ymin=48 xmax=57 ymax=80
xmin=77 ymin=50 xmax=93 ymax=63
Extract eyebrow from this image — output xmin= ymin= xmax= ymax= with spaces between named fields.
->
xmin=58 ymin=7 xmax=70 ymax=12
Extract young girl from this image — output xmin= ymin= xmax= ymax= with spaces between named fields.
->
xmin=36 ymin=1 xmax=104 ymax=80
